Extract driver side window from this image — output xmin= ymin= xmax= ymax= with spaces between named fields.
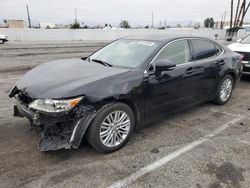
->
xmin=154 ymin=39 xmax=191 ymax=65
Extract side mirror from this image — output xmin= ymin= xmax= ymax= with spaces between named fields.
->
xmin=155 ymin=60 xmax=176 ymax=72
xmin=236 ymin=38 xmax=242 ymax=43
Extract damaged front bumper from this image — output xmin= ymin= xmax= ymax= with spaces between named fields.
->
xmin=14 ymin=95 xmax=97 ymax=151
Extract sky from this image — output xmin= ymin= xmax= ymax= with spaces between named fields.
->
xmin=1 ymin=0 xmax=250 ymax=26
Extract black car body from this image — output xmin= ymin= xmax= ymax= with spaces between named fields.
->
xmin=9 ymin=35 xmax=242 ymax=152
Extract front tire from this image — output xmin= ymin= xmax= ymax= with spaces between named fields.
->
xmin=86 ymin=103 xmax=135 ymax=153
xmin=214 ymin=75 xmax=234 ymax=105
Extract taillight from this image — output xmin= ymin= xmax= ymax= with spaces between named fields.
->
xmin=239 ymin=55 xmax=244 ymax=63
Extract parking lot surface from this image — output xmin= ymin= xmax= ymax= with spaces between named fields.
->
xmin=0 ymin=42 xmax=249 ymax=188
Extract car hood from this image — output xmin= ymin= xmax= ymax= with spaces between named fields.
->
xmin=228 ymin=42 xmax=250 ymax=52
xmin=0 ymin=34 xmax=7 ymax=39
xmin=16 ymin=59 xmax=130 ymax=99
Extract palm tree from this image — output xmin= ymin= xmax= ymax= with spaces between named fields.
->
xmin=240 ymin=0 xmax=250 ymax=26
xmin=232 ymin=0 xmax=250 ymax=27
xmin=230 ymin=0 xmax=234 ymax=28
xmin=234 ymin=0 xmax=241 ymax=27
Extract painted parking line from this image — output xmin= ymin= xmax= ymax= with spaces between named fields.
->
xmin=108 ymin=116 xmax=244 ymax=188
xmin=209 ymin=108 xmax=240 ymax=117
xmin=238 ymin=139 xmax=250 ymax=145
xmin=210 ymin=108 xmax=250 ymax=120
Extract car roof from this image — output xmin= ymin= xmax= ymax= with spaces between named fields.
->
xmin=124 ymin=34 xmax=213 ymax=42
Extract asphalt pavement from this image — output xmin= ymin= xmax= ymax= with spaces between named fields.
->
xmin=0 ymin=41 xmax=249 ymax=188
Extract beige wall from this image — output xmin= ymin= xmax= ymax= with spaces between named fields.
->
xmin=8 ymin=20 xmax=24 ymax=28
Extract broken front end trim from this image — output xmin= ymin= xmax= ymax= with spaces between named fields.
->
xmin=14 ymin=93 xmax=99 ymax=151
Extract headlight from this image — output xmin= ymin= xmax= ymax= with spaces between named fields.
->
xmin=28 ymin=97 xmax=83 ymax=113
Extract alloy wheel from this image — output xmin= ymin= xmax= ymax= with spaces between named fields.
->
xmin=99 ymin=111 xmax=131 ymax=147
xmin=220 ymin=78 xmax=233 ymax=102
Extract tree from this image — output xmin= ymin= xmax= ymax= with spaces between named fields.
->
xmin=120 ymin=20 xmax=130 ymax=28
xmin=239 ymin=0 xmax=250 ymax=26
xmin=234 ymin=0 xmax=241 ymax=27
xmin=231 ymin=0 xmax=250 ymax=27
xmin=209 ymin=18 xmax=215 ymax=28
xmin=176 ymin=24 xmax=182 ymax=28
xmin=204 ymin=17 xmax=214 ymax=28
xmin=3 ymin=19 xmax=7 ymax=24
xmin=230 ymin=0 xmax=234 ymax=28
xmin=70 ymin=22 xmax=80 ymax=29
xmin=204 ymin=18 xmax=210 ymax=28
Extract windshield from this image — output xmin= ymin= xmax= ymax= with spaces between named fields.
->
xmin=241 ymin=35 xmax=250 ymax=44
xmin=90 ymin=39 xmax=161 ymax=68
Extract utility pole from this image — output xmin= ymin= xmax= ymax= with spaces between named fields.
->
xmin=75 ymin=8 xmax=78 ymax=23
xmin=151 ymin=11 xmax=154 ymax=28
xmin=26 ymin=5 xmax=31 ymax=28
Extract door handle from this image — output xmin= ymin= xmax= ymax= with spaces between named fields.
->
xmin=216 ymin=59 xmax=225 ymax=66
xmin=196 ymin=66 xmax=205 ymax=72
xmin=185 ymin=67 xmax=195 ymax=74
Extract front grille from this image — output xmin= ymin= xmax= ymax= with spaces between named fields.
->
xmin=243 ymin=65 xmax=250 ymax=72
xmin=235 ymin=51 xmax=250 ymax=61
xmin=18 ymin=92 xmax=33 ymax=105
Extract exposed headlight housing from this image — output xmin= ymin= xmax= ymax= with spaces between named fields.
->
xmin=28 ymin=97 xmax=83 ymax=113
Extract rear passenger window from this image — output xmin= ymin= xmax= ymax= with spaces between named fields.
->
xmin=191 ymin=39 xmax=217 ymax=60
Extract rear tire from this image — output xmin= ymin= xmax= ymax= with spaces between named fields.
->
xmin=86 ymin=103 xmax=135 ymax=153
xmin=214 ymin=75 xmax=234 ymax=105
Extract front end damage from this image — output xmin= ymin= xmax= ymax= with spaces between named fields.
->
xmin=10 ymin=88 xmax=98 ymax=151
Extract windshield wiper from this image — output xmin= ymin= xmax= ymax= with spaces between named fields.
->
xmin=91 ymin=59 xmax=113 ymax=67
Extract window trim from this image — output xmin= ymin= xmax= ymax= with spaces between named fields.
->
xmin=215 ymin=44 xmax=224 ymax=56
xmin=145 ymin=38 xmax=192 ymax=74
xmin=189 ymin=38 xmax=224 ymax=61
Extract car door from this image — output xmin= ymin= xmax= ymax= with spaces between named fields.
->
xmin=143 ymin=39 xmax=197 ymax=123
xmin=190 ymin=39 xmax=224 ymax=102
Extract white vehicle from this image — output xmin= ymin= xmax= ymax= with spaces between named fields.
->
xmin=228 ymin=35 xmax=250 ymax=74
xmin=0 ymin=33 xmax=8 ymax=44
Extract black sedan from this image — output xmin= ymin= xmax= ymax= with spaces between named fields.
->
xmin=9 ymin=35 xmax=243 ymax=153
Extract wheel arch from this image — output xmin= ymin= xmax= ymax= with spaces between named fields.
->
xmin=227 ymin=71 xmax=237 ymax=87
xmin=116 ymin=98 xmax=141 ymax=128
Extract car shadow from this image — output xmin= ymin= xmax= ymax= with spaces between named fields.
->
xmin=241 ymin=74 xmax=250 ymax=82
